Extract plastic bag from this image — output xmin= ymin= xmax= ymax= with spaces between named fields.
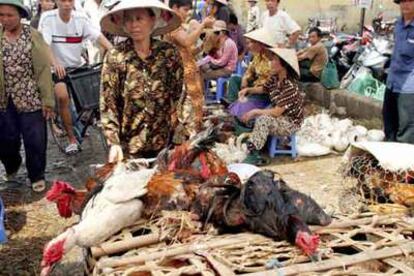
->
xmin=348 ymin=71 xmax=385 ymax=101
xmin=320 ymin=59 xmax=340 ymax=89
xmin=0 ymin=196 xmax=6 ymax=244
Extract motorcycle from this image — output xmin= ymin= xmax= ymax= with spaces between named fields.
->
xmin=329 ymin=33 xmax=362 ymax=80
xmin=305 ymin=16 xmax=338 ymax=36
xmin=373 ymin=12 xmax=397 ymax=38
xmin=340 ymin=35 xmax=393 ymax=89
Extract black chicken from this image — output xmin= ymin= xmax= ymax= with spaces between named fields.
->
xmin=240 ymin=170 xmax=321 ymax=256
xmin=278 ymin=179 xmax=332 ymax=226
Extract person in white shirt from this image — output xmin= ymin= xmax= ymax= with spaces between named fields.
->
xmin=246 ymin=0 xmax=260 ymax=32
xmin=74 ymin=0 xmax=84 ymax=11
xmin=39 ymin=0 xmax=112 ymax=154
xmin=261 ymin=0 xmax=301 ymax=48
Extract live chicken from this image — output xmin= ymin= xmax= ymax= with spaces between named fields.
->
xmin=46 ymin=163 xmax=118 ymax=218
xmin=43 ymin=126 xmax=329 ymax=274
xmin=42 ymin=127 xmax=228 ymax=275
xmin=41 ymin=166 xmax=154 ymax=276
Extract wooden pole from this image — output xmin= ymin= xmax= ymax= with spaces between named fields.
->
xmin=241 ymin=242 xmax=414 ymax=276
xmin=98 ymin=238 xmax=244 ymax=269
xmin=310 ymin=215 xmax=401 ymax=232
xmin=91 ymin=233 xmax=160 ymax=258
xmin=196 ymin=251 xmax=236 ymax=276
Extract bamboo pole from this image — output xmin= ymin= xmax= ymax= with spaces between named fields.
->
xmin=382 ymin=259 xmax=414 ymax=275
xmin=98 ymin=238 xmax=245 ymax=269
xmin=310 ymin=215 xmax=401 ymax=232
xmin=196 ymin=252 xmax=236 ymax=276
xmin=241 ymin=242 xmax=414 ymax=276
xmin=91 ymin=233 xmax=161 ymax=258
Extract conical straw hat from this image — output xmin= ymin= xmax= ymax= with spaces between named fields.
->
xmin=268 ymin=47 xmax=300 ymax=77
xmin=101 ymin=0 xmax=181 ymax=37
xmin=216 ymin=0 xmax=228 ymax=6
xmin=243 ymin=28 xmax=278 ymax=48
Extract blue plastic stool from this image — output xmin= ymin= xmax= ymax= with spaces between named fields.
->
xmin=204 ymin=77 xmax=229 ymax=102
xmin=268 ymin=134 xmax=297 ymax=158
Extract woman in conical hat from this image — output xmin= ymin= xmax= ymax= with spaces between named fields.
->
xmin=241 ymin=47 xmax=305 ymax=165
xmin=227 ymin=28 xmax=277 ymax=121
xmin=99 ymin=0 xmax=184 ymax=163
xmin=0 ymin=0 xmax=54 ymax=192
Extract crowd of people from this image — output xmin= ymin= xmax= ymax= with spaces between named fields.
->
xmin=0 ymin=0 xmax=413 ymax=191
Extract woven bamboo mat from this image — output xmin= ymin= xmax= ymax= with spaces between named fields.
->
xmin=85 ymin=211 xmax=414 ymax=276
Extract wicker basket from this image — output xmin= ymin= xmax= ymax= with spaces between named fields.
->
xmin=85 ymin=212 xmax=414 ymax=276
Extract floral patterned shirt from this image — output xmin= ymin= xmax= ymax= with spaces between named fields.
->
xmin=2 ymin=24 xmax=42 ymax=112
xmin=243 ymin=53 xmax=272 ymax=87
xmin=100 ymin=38 xmax=184 ymax=157
xmin=264 ymin=75 xmax=304 ymax=129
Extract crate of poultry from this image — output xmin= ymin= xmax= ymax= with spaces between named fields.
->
xmin=85 ymin=211 xmax=414 ymax=276
xmin=341 ymin=141 xmax=414 ymax=210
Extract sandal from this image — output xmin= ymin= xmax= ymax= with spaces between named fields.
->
xmin=65 ymin=143 xmax=80 ymax=155
xmin=31 ymin=180 xmax=46 ymax=193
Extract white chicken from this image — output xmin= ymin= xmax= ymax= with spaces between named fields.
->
xmin=212 ymin=133 xmax=249 ymax=164
xmin=41 ymin=165 xmax=155 ymax=276
xmin=297 ymin=113 xmax=384 ymax=156
xmin=367 ymin=129 xmax=385 ymax=142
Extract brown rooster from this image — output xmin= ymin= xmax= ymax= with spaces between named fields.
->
xmin=144 ymin=126 xmax=233 ymax=218
xmin=160 ymin=126 xmax=228 ymax=179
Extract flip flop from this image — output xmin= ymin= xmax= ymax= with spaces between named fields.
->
xmin=31 ymin=180 xmax=46 ymax=193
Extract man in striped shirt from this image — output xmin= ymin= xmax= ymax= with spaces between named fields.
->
xmin=39 ymin=0 xmax=112 ymax=154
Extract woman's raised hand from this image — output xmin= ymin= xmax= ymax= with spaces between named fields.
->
xmin=202 ymin=17 xmax=215 ymax=29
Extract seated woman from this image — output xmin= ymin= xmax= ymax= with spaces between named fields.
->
xmin=99 ymin=0 xmax=184 ymax=163
xmin=241 ymin=48 xmax=304 ymax=165
xmin=199 ymin=20 xmax=238 ymax=80
xmin=227 ymin=28 xmax=276 ymax=121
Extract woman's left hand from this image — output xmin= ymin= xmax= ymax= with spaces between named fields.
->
xmin=42 ymin=106 xmax=55 ymax=120
xmin=241 ymin=109 xmax=261 ymax=123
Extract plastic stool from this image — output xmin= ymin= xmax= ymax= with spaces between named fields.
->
xmin=268 ymin=134 xmax=297 ymax=158
xmin=204 ymin=77 xmax=229 ymax=102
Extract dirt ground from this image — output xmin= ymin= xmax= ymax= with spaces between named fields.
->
xmin=0 ymin=130 xmax=106 ymax=276
xmin=0 ymin=103 xmax=353 ymax=276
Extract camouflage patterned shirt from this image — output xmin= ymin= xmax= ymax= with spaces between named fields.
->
xmin=100 ymin=38 xmax=184 ymax=157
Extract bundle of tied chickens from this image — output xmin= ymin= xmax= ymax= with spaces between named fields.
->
xmin=41 ymin=126 xmax=332 ymax=276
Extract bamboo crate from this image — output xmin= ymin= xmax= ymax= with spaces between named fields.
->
xmin=85 ymin=212 xmax=414 ymax=276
